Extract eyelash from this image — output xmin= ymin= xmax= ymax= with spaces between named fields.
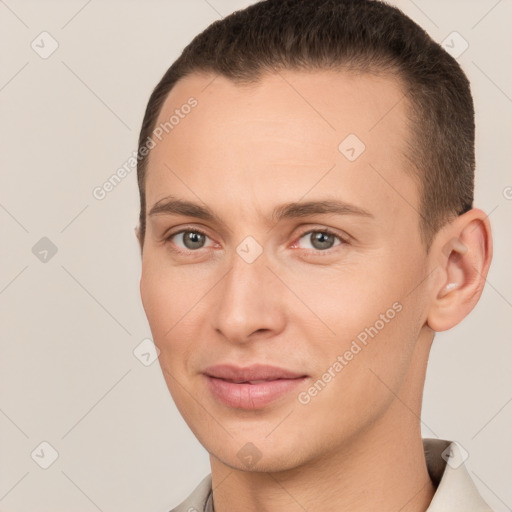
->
xmin=164 ymin=226 xmax=348 ymax=256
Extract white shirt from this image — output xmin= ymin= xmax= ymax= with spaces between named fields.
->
xmin=170 ymin=439 xmax=493 ymax=512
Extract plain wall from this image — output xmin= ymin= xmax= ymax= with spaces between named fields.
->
xmin=0 ymin=1 xmax=511 ymax=510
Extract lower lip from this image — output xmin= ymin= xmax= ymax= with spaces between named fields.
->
xmin=205 ymin=375 xmax=307 ymax=409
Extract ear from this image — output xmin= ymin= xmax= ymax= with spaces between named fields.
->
xmin=427 ymin=208 xmax=493 ymax=332
xmin=134 ymin=224 xmax=143 ymax=254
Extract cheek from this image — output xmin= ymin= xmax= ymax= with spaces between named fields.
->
xmin=140 ymin=256 xmax=216 ymax=380
xmin=140 ymin=267 xmax=171 ymax=340
xmin=141 ymin=249 xmax=198 ymax=320
xmin=294 ymin=260 xmax=394 ymax=336
xmin=297 ymin=287 xmax=418 ymax=419
xmin=140 ymin=260 xmax=196 ymax=350
xmin=140 ymin=265 xmax=200 ymax=406
xmin=299 ymin=254 xmax=421 ymax=373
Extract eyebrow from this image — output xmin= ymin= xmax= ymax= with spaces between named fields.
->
xmin=148 ymin=196 xmax=373 ymax=223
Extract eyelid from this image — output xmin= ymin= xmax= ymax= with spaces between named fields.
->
xmin=163 ymin=224 xmax=350 ymax=255
xmin=164 ymin=226 xmax=217 ymax=254
xmin=290 ymin=226 xmax=349 ymax=251
xmin=164 ymin=225 xmax=209 ymax=240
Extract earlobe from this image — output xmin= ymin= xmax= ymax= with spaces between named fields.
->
xmin=427 ymin=209 xmax=492 ymax=332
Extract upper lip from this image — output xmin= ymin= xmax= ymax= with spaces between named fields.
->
xmin=203 ymin=364 xmax=307 ymax=383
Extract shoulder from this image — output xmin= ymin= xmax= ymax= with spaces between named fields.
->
xmin=169 ymin=474 xmax=212 ymax=512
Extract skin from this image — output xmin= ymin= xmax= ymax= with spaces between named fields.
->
xmin=137 ymin=69 xmax=492 ymax=512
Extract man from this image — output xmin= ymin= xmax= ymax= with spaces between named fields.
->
xmin=135 ymin=0 xmax=493 ymax=510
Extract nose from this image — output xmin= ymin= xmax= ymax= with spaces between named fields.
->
xmin=211 ymin=247 xmax=286 ymax=344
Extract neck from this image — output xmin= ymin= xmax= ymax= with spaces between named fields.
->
xmin=209 ymin=330 xmax=436 ymax=512
xmin=210 ymin=421 xmax=434 ymax=512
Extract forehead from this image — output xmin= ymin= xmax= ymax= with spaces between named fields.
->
xmin=145 ymin=69 xmax=418 ymax=226
xmin=152 ymin=69 xmax=410 ymax=153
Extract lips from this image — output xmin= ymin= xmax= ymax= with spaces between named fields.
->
xmin=203 ymin=364 xmax=308 ymax=409
xmin=204 ymin=364 xmax=306 ymax=382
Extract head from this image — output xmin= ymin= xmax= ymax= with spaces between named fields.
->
xmin=137 ymin=0 xmax=492 ymax=473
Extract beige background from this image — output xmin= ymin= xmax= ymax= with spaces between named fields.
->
xmin=0 ymin=0 xmax=511 ymax=510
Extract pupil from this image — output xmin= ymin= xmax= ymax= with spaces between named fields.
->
xmin=184 ymin=231 xmax=205 ymax=249
xmin=312 ymin=232 xmax=334 ymax=250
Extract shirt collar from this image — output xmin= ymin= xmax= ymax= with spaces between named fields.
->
xmin=423 ymin=438 xmax=492 ymax=511
xmin=173 ymin=439 xmax=492 ymax=512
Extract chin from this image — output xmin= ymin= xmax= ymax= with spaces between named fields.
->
xmin=202 ymin=430 xmax=316 ymax=474
xmin=212 ymin=448 xmax=307 ymax=474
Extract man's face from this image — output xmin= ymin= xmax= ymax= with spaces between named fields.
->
xmin=140 ymin=70 xmax=433 ymax=471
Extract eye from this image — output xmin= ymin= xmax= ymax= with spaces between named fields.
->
xmin=166 ymin=229 xmax=215 ymax=252
xmin=164 ymin=227 xmax=347 ymax=255
xmin=295 ymin=229 xmax=345 ymax=251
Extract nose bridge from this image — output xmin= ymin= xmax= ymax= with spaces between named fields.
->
xmin=212 ymin=241 xmax=283 ymax=342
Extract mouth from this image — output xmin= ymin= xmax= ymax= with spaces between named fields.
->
xmin=203 ymin=364 xmax=308 ymax=409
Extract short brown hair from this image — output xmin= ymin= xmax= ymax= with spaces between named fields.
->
xmin=136 ymin=0 xmax=475 ymax=249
